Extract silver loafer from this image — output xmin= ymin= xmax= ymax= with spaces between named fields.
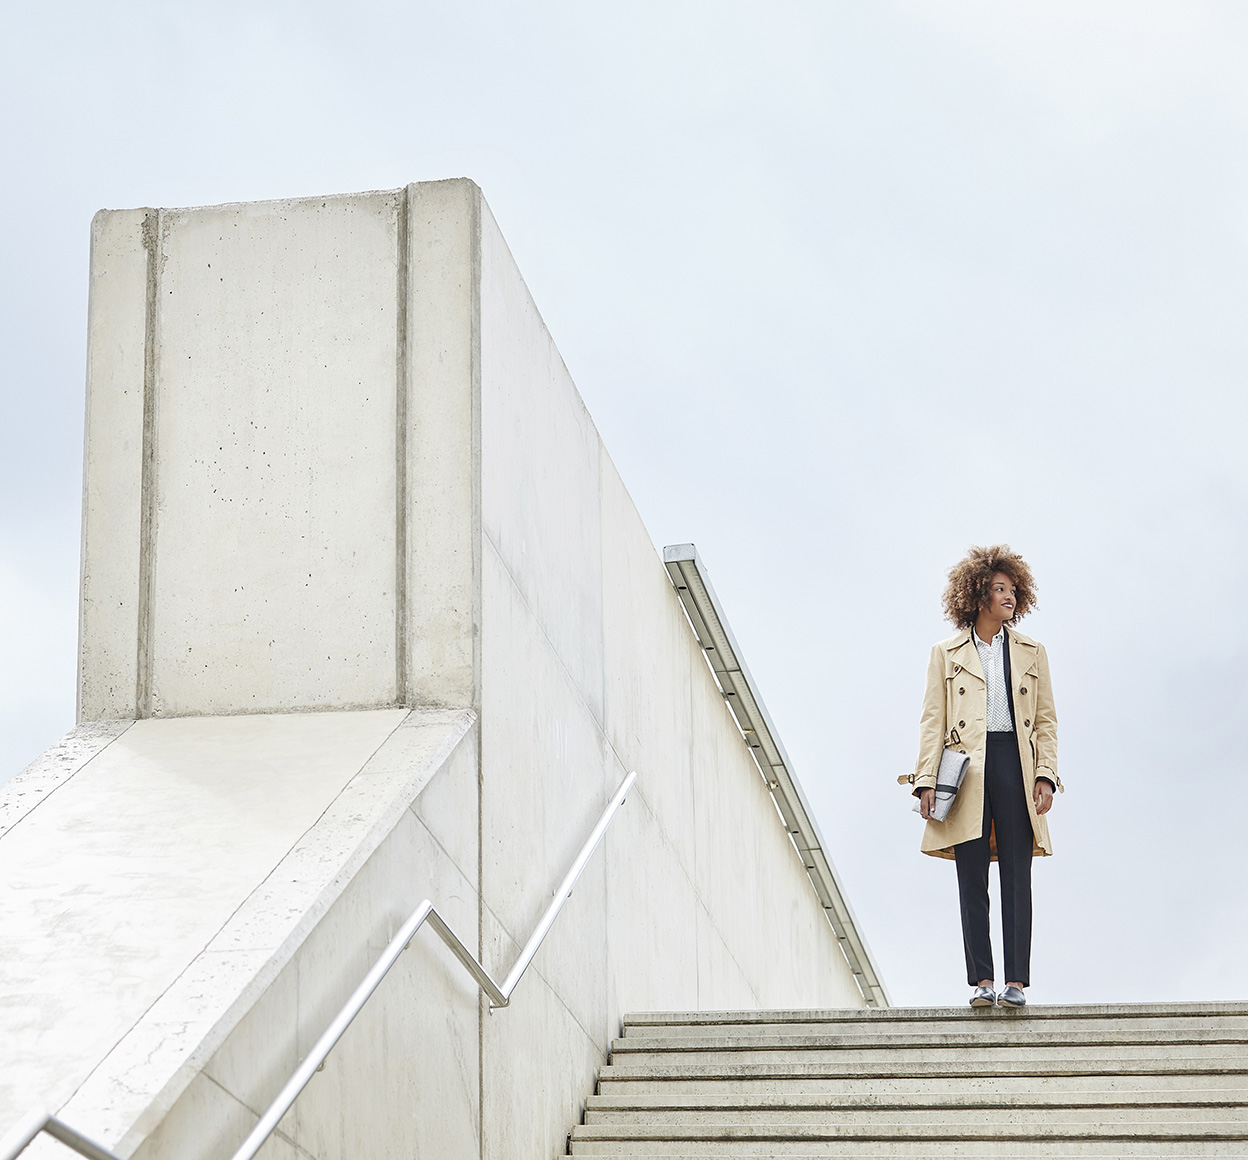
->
xmin=970 ymin=985 xmax=996 ymax=1007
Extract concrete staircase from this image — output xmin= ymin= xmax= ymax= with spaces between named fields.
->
xmin=569 ymin=1002 xmax=1248 ymax=1157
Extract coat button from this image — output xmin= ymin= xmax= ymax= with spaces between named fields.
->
xmin=958 ymin=687 xmax=965 ymax=695
xmin=958 ymin=720 xmax=965 ymax=728
xmin=1024 ymin=719 xmax=1031 ymax=727
xmin=954 ymin=665 xmax=961 ymax=673
xmin=1020 ymin=687 xmax=1028 ymax=694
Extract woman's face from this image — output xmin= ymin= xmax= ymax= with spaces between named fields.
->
xmin=983 ymin=572 xmax=1017 ymax=623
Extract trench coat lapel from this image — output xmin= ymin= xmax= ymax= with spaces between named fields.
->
xmin=948 ymin=631 xmax=985 ymax=682
xmin=1007 ymin=631 xmax=1038 ymax=697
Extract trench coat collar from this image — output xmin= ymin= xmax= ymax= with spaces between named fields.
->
xmin=945 ymin=629 xmax=985 ymax=682
xmin=1007 ymin=626 xmax=1039 ymax=674
xmin=944 ymin=625 xmax=1039 ymax=683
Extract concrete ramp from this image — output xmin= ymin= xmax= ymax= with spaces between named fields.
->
xmin=2 ymin=708 xmax=474 ymax=1155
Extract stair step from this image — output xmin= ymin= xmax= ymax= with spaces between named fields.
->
xmin=624 ymin=1002 xmax=1248 ymax=1032
xmin=606 ymin=1044 xmax=1248 ymax=1070
xmin=587 ymin=1087 xmax=1248 ymax=1112
xmin=611 ymin=1028 xmax=1248 ymax=1053
xmin=576 ymin=1003 xmax=1248 ymax=1158
xmin=596 ymin=1070 xmax=1248 ymax=1097
xmin=569 ymin=1120 xmax=1248 ymax=1155
xmin=573 ymin=1121 xmax=1248 ymax=1141
xmin=622 ymin=1012 xmax=1248 ymax=1039
xmin=599 ymin=1059 xmax=1248 ymax=1089
xmin=571 ymin=1143 xmax=1248 ymax=1158
xmin=584 ymin=1105 xmax=1248 ymax=1127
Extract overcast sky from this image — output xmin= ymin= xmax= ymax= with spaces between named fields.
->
xmin=3 ymin=1 xmax=1247 ymax=1008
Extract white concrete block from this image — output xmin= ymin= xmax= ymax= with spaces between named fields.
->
xmin=479 ymin=200 xmax=605 ymax=721
xmin=79 ymin=208 xmax=150 ymax=721
xmin=146 ymin=193 xmax=403 ymax=715
xmin=404 ymin=178 xmax=480 ymax=709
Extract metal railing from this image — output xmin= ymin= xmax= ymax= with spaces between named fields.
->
xmin=663 ymin=544 xmax=889 ymax=1008
xmin=1 ymin=769 xmax=638 ymax=1160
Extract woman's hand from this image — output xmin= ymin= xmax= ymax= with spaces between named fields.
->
xmin=1034 ymin=780 xmax=1054 ymax=816
xmin=919 ymin=787 xmax=936 ymax=820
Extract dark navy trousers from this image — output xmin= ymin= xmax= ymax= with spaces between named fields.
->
xmin=953 ymin=732 xmax=1034 ymax=987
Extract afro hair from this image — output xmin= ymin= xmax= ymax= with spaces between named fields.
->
xmin=942 ymin=544 xmax=1037 ymax=629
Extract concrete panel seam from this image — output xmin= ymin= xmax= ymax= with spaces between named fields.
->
xmin=77 ymin=217 xmax=107 ymax=724
xmin=395 ymin=186 xmax=410 ymax=706
xmin=482 ymin=533 xmax=609 ymax=739
xmin=624 ymin=777 xmax=701 ymax=900
xmin=694 ymin=895 xmax=763 ymax=1011
xmin=480 ymin=901 xmax=610 ymax=1055
xmin=134 ymin=210 xmax=162 ymax=719
xmin=404 ymin=177 xmax=479 ymax=712
xmin=407 ymin=801 xmax=478 ymax=902
xmin=198 ymin=1068 xmax=306 ymax=1155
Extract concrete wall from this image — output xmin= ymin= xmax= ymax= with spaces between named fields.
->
xmin=80 ymin=196 xmax=407 ymax=719
xmin=474 ymin=198 xmax=862 ymax=1156
xmin=22 ymin=179 xmax=872 ymax=1160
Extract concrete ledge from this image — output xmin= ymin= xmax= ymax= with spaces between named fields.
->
xmin=0 ymin=721 xmax=132 ymax=839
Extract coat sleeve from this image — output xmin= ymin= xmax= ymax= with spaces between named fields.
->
xmin=1033 ymin=642 xmax=1060 ymax=790
xmin=912 ymin=644 xmax=946 ymax=793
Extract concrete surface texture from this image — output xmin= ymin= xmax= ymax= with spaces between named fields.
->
xmin=570 ymin=1002 xmax=1248 ymax=1156
xmin=1 ymin=708 xmax=404 ymax=1118
xmin=3 ymin=179 xmax=872 ymax=1160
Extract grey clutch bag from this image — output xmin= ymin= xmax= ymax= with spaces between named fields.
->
xmin=911 ymin=747 xmax=970 ymax=822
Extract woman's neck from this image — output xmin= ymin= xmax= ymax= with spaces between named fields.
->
xmin=973 ymin=614 xmax=1006 ymax=644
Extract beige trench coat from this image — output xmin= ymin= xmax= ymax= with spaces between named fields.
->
xmin=902 ymin=628 xmax=1061 ymax=860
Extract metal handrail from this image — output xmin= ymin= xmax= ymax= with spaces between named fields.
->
xmin=662 ymin=543 xmax=889 ymax=1007
xmin=2 ymin=769 xmax=638 ymax=1160
xmin=0 ymin=1107 xmax=122 ymax=1160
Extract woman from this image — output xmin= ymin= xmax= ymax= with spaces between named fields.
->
xmin=906 ymin=545 xmax=1060 ymax=1008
